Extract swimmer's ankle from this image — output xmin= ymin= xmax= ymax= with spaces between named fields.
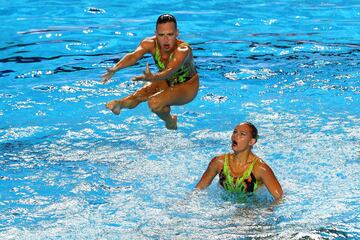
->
xmin=165 ymin=115 xmax=177 ymax=130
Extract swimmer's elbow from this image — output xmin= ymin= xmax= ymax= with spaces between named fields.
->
xmin=273 ymin=189 xmax=283 ymax=202
xmin=194 ymin=183 xmax=205 ymax=190
xmin=195 ymin=180 xmax=210 ymax=190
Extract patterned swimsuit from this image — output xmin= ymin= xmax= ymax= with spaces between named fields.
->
xmin=153 ymin=40 xmax=195 ymax=86
xmin=219 ymin=154 xmax=258 ymax=193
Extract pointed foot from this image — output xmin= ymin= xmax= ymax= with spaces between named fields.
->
xmin=165 ymin=115 xmax=177 ymax=130
xmin=106 ymin=101 xmax=121 ymax=115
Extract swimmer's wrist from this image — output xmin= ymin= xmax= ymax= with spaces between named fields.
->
xmin=153 ymin=75 xmax=162 ymax=81
xmin=150 ymin=73 xmax=164 ymax=81
xmin=109 ymin=67 xmax=117 ymax=73
xmin=149 ymin=74 xmax=156 ymax=81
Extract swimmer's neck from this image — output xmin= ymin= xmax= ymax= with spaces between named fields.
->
xmin=232 ymin=150 xmax=254 ymax=165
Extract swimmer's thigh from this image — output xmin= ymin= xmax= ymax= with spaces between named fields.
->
xmin=131 ymin=80 xmax=169 ymax=101
xmin=149 ymin=75 xmax=199 ymax=107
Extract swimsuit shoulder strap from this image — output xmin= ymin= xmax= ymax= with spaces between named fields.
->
xmin=241 ymin=157 xmax=258 ymax=179
xmin=222 ymin=153 xmax=230 ymax=176
xmin=154 ymin=40 xmax=165 ymax=70
xmin=178 ymin=41 xmax=190 ymax=47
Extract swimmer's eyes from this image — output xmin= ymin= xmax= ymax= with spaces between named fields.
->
xmin=158 ymin=33 xmax=175 ymax=37
xmin=232 ymin=130 xmax=247 ymax=136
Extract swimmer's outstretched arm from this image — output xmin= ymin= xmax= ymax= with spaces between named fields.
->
xmin=101 ymin=40 xmax=151 ymax=84
xmin=195 ymin=157 xmax=220 ymax=189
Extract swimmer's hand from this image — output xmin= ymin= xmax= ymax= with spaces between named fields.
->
xmin=101 ymin=68 xmax=116 ymax=84
xmin=131 ymin=63 xmax=154 ymax=82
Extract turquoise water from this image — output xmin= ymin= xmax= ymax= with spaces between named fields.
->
xmin=1 ymin=1 xmax=359 ymax=239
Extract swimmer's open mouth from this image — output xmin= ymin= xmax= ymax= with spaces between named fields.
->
xmin=163 ymin=44 xmax=170 ymax=49
xmin=232 ymin=140 xmax=238 ymax=147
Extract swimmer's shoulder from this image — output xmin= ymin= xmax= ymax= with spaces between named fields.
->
xmin=176 ymin=39 xmax=191 ymax=52
xmin=142 ymin=36 xmax=156 ymax=43
xmin=139 ymin=36 xmax=156 ymax=50
xmin=252 ymin=155 xmax=275 ymax=179
xmin=209 ymin=154 xmax=227 ymax=172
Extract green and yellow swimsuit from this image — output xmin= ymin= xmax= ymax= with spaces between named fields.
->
xmin=219 ymin=154 xmax=259 ymax=193
xmin=153 ymin=40 xmax=195 ymax=86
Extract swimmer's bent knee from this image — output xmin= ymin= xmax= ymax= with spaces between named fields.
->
xmin=148 ymin=99 xmax=168 ymax=113
xmin=148 ymin=99 xmax=160 ymax=112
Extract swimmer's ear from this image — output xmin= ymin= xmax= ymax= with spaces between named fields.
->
xmin=176 ymin=29 xmax=179 ymax=37
xmin=249 ymin=138 xmax=257 ymax=146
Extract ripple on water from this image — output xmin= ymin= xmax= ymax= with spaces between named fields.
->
xmin=32 ymin=85 xmax=56 ymax=92
xmin=0 ymin=93 xmax=15 ymax=99
xmin=0 ymin=126 xmax=46 ymax=142
xmin=202 ymin=93 xmax=228 ymax=103
xmin=65 ymin=42 xmax=108 ymax=53
xmin=74 ymin=79 xmax=98 ymax=87
xmin=224 ymin=68 xmax=277 ymax=81
xmin=16 ymin=70 xmax=53 ymax=79
xmin=84 ymin=7 xmax=106 ymax=14
xmin=59 ymin=85 xmax=96 ymax=94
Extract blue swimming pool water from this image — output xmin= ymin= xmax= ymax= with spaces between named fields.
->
xmin=1 ymin=1 xmax=359 ymax=239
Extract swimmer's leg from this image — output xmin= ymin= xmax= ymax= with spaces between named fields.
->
xmin=106 ymin=97 xmax=139 ymax=115
xmin=106 ymin=81 xmax=168 ymax=115
xmin=147 ymin=75 xmax=199 ymax=129
xmin=149 ymin=104 xmax=177 ymax=130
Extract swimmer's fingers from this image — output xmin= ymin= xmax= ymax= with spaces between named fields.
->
xmin=101 ymin=75 xmax=110 ymax=84
xmin=132 ymin=63 xmax=153 ymax=82
xmin=131 ymin=74 xmax=147 ymax=81
xmin=145 ymin=62 xmax=150 ymax=74
xmin=142 ymin=63 xmax=154 ymax=81
xmin=101 ymin=68 xmax=115 ymax=84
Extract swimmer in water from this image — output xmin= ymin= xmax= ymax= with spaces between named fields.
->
xmin=101 ymin=14 xmax=199 ymax=130
xmin=195 ymin=122 xmax=283 ymax=203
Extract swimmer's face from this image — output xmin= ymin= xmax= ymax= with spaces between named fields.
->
xmin=155 ymin=22 xmax=178 ymax=52
xmin=231 ymin=123 xmax=256 ymax=152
